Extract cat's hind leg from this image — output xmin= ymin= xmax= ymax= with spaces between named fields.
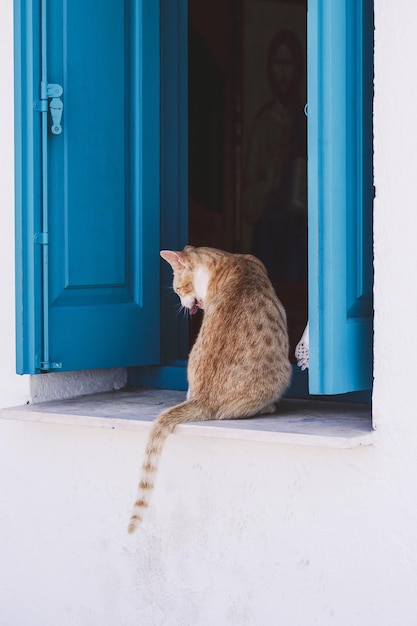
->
xmin=220 ymin=401 xmax=277 ymax=419
xmin=256 ymin=403 xmax=276 ymax=415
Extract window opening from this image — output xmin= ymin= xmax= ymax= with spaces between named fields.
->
xmin=188 ymin=0 xmax=308 ymax=361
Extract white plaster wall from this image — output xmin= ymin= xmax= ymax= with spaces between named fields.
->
xmin=372 ymin=0 xmax=417 ymax=439
xmin=0 ymin=0 xmax=30 ymax=407
xmin=2 ymin=0 xmax=417 ymax=625
xmin=1 ymin=418 xmax=417 ymax=626
xmin=29 ymin=368 xmax=127 ymax=403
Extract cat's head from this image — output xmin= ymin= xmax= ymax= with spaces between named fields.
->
xmin=160 ymin=246 xmax=207 ymax=315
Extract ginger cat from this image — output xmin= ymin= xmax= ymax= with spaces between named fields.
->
xmin=128 ymin=246 xmax=291 ymax=533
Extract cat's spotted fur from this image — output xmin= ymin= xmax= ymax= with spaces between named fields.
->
xmin=127 ymin=246 xmax=291 ymax=533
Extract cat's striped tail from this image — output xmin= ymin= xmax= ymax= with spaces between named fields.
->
xmin=127 ymin=399 xmax=206 ymax=534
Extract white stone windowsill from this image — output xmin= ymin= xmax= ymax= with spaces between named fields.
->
xmin=0 ymin=388 xmax=374 ymax=448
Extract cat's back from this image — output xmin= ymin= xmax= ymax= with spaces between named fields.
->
xmin=193 ymin=249 xmax=288 ymax=373
xmin=205 ymin=250 xmax=286 ymax=330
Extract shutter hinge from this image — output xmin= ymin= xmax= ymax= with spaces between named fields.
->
xmin=33 ymin=82 xmax=64 ymax=135
xmin=34 ymin=232 xmax=49 ymax=245
xmin=38 ymin=361 xmax=63 ymax=372
xmin=35 ymin=355 xmax=63 ymax=372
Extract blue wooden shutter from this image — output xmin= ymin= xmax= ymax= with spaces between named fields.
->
xmin=15 ymin=0 xmax=160 ymax=374
xmin=128 ymin=0 xmax=189 ymax=391
xmin=307 ymin=0 xmax=373 ymax=394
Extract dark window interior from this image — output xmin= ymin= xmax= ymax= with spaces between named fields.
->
xmin=188 ymin=0 xmax=308 ymax=360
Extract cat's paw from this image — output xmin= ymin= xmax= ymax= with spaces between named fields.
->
xmin=295 ymin=322 xmax=309 ymax=370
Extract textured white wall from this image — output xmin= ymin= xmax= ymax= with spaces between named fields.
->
xmin=0 ymin=0 xmax=29 ymax=407
xmin=372 ymin=0 xmax=417 ymax=437
xmin=2 ymin=0 xmax=417 ymax=625
xmin=1 ymin=416 xmax=416 ymax=626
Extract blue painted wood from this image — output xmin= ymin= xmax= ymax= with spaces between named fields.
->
xmin=129 ymin=0 xmax=189 ymax=388
xmin=308 ymin=0 xmax=373 ymax=394
xmin=14 ymin=0 xmax=43 ymax=374
xmin=15 ymin=0 xmax=161 ymax=373
xmin=159 ymin=0 xmax=189 ymax=363
xmin=130 ymin=362 xmax=188 ymax=391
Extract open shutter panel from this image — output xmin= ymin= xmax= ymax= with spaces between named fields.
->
xmin=15 ymin=0 xmax=160 ymax=374
xmin=307 ymin=0 xmax=373 ymax=394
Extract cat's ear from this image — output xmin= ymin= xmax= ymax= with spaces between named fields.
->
xmin=160 ymin=250 xmax=187 ymax=271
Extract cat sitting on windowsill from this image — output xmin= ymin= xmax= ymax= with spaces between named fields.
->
xmin=127 ymin=246 xmax=292 ymax=533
